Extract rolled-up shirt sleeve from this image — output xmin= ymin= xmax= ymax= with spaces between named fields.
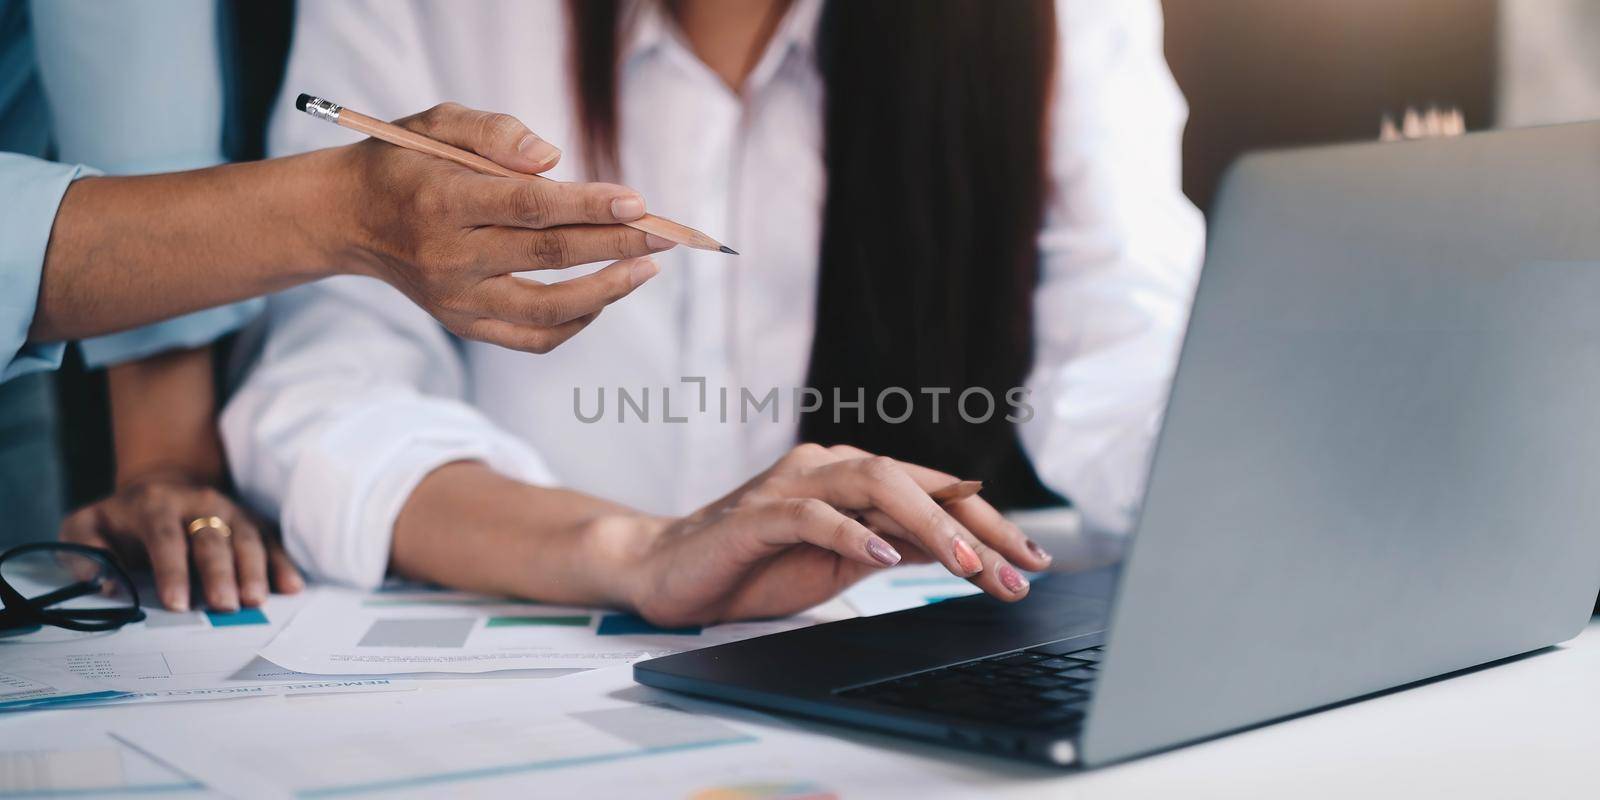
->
xmin=29 ymin=0 xmax=260 ymax=368
xmin=221 ymin=0 xmax=564 ymax=588
xmin=1020 ymin=0 xmax=1206 ymax=536
xmin=77 ymin=302 xmax=266 ymax=367
xmin=222 ymin=278 xmax=557 ymax=589
xmin=0 ymin=153 xmax=95 ymax=383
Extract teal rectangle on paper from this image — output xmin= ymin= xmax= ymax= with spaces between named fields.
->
xmin=362 ymin=597 xmax=540 ymax=608
xmin=596 ymin=613 xmax=701 ymax=636
xmin=206 ymin=607 xmax=269 ymax=627
xmin=485 ymin=615 xmax=592 ymax=628
xmin=0 ymin=690 xmax=131 ymax=711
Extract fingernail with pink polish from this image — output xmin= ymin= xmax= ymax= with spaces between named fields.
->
xmin=953 ymin=539 xmax=983 ymax=575
xmin=866 ymin=536 xmax=902 ymax=566
xmin=998 ymin=563 xmax=1029 ymax=594
xmin=1025 ymin=538 xmax=1053 ymax=563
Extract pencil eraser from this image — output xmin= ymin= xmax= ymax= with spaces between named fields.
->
xmin=295 ymin=93 xmax=311 ymax=113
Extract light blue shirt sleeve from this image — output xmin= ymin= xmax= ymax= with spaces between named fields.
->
xmin=29 ymin=0 xmax=263 ymax=368
xmin=0 ymin=153 xmax=93 ymax=382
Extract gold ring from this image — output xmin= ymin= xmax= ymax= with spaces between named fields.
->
xmin=186 ymin=516 xmax=232 ymax=539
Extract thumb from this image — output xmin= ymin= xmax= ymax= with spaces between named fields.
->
xmin=397 ymin=101 xmax=562 ymax=175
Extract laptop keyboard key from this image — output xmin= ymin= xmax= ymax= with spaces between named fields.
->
xmin=1039 ymin=688 xmax=1089 ymax=704
xmin=995 ymin=666 xmax=1040 ymax=679
xmin=839 ymin=646 xmax=1101 ymax=735
xmin=994 ymin=652 xmax=1045 ymax=666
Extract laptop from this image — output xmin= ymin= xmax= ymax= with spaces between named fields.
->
xmin=635 ymin=122 xmax=1600 ymax=767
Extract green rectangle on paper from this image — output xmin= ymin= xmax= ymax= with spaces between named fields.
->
xmin=363 ymin=597 xmax=539 ymax=608
xmin=485 ymin=615 xmax=593 ymax=628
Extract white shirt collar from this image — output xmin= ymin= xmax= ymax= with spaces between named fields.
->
xmin=621 ymin=0 xmax=824 ymax=69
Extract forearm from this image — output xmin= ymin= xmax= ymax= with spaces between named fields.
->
xmin=107 ymin=345 xmax=224 ymax=486
xmin=391 ymin=461 xmax=659 ymax=607
xmin=29 ymin=148 xmax=358 ymax=342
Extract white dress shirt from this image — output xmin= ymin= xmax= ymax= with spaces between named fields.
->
xmin=1 ymin=0 xmax=260 ymax=381
xmin=222 ymin=0 xmax=1205 ymax=588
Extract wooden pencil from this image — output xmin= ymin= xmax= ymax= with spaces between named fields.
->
xmin=295 ymin=94 xmax=735 ymax=254
xmin=930 ymin=480 xmax=984 ymax=506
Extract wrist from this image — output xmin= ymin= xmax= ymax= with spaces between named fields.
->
xmin=572 ymin=512 xmax=669 ymax=612
xmin=393 ymin=461 xmax=664 ymax=608
xmin=272 ymin=146 xmax=376 ymax=280
xmin=115 ymin=464 xmax=219 ymax=491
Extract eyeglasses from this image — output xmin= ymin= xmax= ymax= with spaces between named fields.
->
xmin=0 ymin=543 xmax=145 ymax=635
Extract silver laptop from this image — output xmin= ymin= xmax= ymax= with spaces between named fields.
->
xmin=636 ymin=122 xmax=1600 ymax=766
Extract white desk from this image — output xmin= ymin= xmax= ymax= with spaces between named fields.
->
xmin=3 ymin=523 xmax=1593 ymax=799
xmin=808 ymin=620 xmax=1600 ymax=799
xmin=5 ymin=624 xmax=1596 ymax=798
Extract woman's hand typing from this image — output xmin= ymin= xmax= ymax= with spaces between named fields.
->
xmin=608 ymin=444 xmax=1054 ymax=627
xmin=392 ymin=445 xmax=1055 ymax=628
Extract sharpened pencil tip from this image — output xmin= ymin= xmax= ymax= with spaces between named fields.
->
xmin=719 ymin=246 xmax=738 ymax=255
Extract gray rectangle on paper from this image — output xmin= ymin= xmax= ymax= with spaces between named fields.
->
xmin=570 ymin=704 xmax=744 ymax=750
xmin=356 ymin=618 xmax=475 ymax=648
xmin=142 ymin=609 xmax=206 ymax=628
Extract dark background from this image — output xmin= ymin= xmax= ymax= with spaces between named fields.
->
xmin=1164 ymin=0 xmax=1498 ymax=212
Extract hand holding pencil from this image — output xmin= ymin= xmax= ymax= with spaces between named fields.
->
xmin=298 ymin=99 xmax=732 ymax=353
xmin=299 ymin=95 xmax=735 ymax=254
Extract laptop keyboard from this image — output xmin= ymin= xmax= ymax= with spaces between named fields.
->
xmin=838 ymin=641 xmax=1103 ymax=732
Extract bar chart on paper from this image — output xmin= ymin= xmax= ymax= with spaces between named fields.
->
xmin=111 ymin=669 xmax=976 ymax=800
xmin=259 ymin=589 xmax=847 ymax=676
xmin=113 ymin=670 xmax=777 ymax=798
xmin=0 ymin=714 xmax=200 ymax=796
xmin=0 ymin=744 xmax=200 ymax=796
xmin=0 ymin=591 xmax=396 ymax=707
xmin=258 ymin=701 xmax=758 ymax=797
xmin=688 ymin=784 xmax=840 ymax=800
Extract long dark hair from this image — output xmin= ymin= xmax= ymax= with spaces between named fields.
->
xmin=566 ymin=0 xmax=1062 ymax=509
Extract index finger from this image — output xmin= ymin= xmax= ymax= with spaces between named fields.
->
xmin=139 ymin=518 xmax=193 ymax=612
xmin=460 ymin=175 xmax=650 ymax=230
xmin=826 ymin=446 xmax=1051 ymax=571
xmin=780 ymin=457 xmax=985 ymax=579
xmin=397 ymin=102 xmax=562 ymax=174
xmin=806 ymin=464 xmax=1030 ymax=601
